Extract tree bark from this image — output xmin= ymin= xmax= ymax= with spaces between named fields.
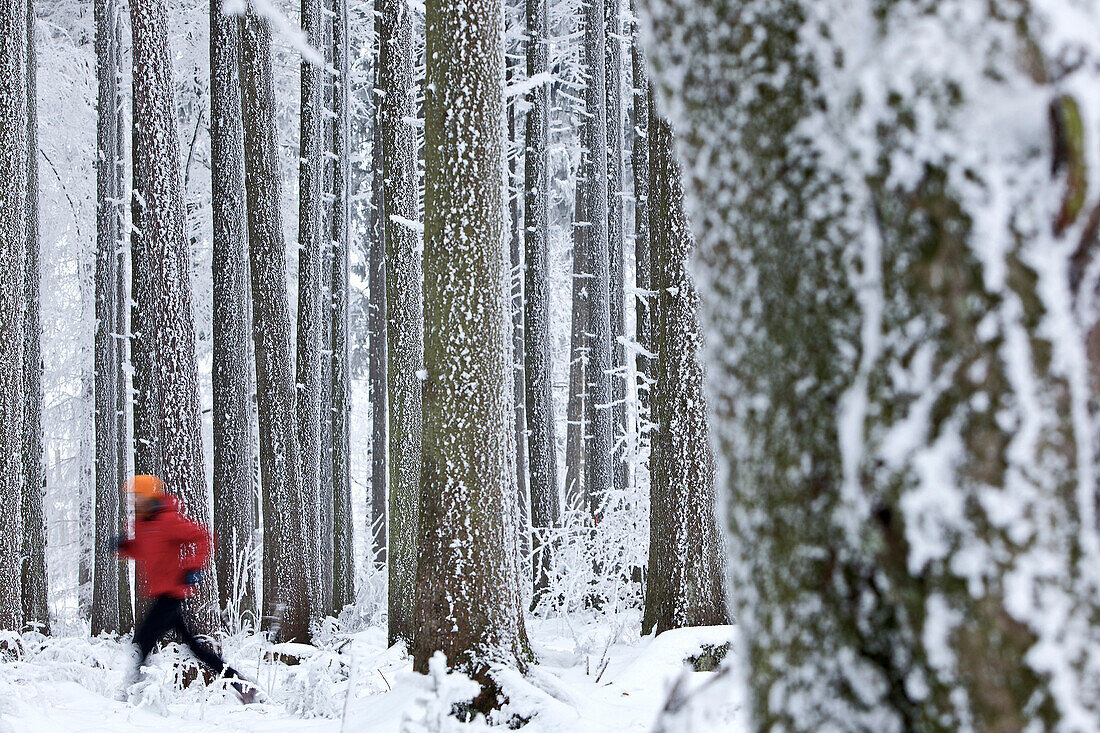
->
xmin=381 ymin=0 xmax=423 ymax=647
xmin=211 ymin=0 xmax=257 ymax=619
xmin=0 ymin=0 xmax=29 ymax=634
xmin=330 ymin=0 xmax=354 ymax=613
xmin=92 ymin=0 xmax=120 ymax=636
xmin=237 ymin=5 xmax=310 ymax=643
xmin=296 ymin=0 xmax=325 ymax=627
xmin=605 ymin=0 xmax=627 ymax=495
xmin=414 ymin=0 xmax=532 ymax=690
xmin=629 ymin=11 xmax=650 ymax=440
xmin=524 ymin=0 xmax=558 ymax=600
xmin=565 ymin=183 xmax=588 ymax=512
xmin=21 ymin=0 xmax=48 ymax=634
xmin=642 ymin=114 xmax=727 ymax=635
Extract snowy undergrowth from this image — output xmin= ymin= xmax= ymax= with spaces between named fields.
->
xmin=0 ymin=614 xmax=742 ymax=731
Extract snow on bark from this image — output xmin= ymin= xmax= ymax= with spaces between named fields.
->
xmin=640 ymin=0 xmax=1100 ymax=727
xmin=92 ymin=0 xmax=120 ymax=636
xmin=237 ymin=5 xmax=311 ymax=643
xmin=413 ymin=0 xmax=531 ymax=687
xmin=330 ymin=0 xmax=354 ymax=613
xmin=296 ymin=0 xmax=325 ymax=627
xmin=211 ymin=0 xmax=257 ymax=618
xmin=565 ymin=186 xmax=587 ymax=511
xmin=523 ymin=0 xmax=559 ymax=600
xmin=605 ymin=0 xmax=628 ymax=495
xmin=0 ymin=0 xmax=29 ymax=634
xmin=21 ymin=0 xmax=48 ymax=634
xmin=629 ymin=5 xmax=651 ymax=434
xmin=642 ymin=114 xmax=727 ymax=635
xmin=131 ymin=0 xmax=216 ymax=636
xmin=381 ymin=0 xmax=424 ymax=648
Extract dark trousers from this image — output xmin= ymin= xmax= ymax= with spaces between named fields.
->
xmin=134 ymin=595 xmax=238 ymax=679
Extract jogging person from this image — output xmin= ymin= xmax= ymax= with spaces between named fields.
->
xmin=114 ymin=474 xmax=256 ymax=703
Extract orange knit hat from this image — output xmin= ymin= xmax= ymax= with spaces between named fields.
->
xmin=129 ymin=475 xmax=166 ymax=500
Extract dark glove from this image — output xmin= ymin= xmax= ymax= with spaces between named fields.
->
xmin=183 ymin=570 xmax=203 ymax=586
xmin=110 ymin=535 xmax=126 ymax=553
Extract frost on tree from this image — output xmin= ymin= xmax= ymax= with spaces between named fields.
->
xmin=524 ymin=0 xmax=559 ymax=599
xmin=642 ymin=115 xmax=727 ymax=636
xmin=132 ymin=0 xmax=217 ymax=635
xmin=238 ymin=5 xmax=311 ymax=643
xmin=93 ymin=0 xmax=121 ymax=636
xmin=22 ymin=0 xmax=48 ymax=634
xmin=296 ymin=0 xmax=325 ymax=625
xmin=413 ymin=0 xmax=531 ymax=694
xmin=211 ymin=0 xmax=257 ymax=618
xmin=330 ymin=0 xmax=354 ymax=614
xmin=381 ymin=0 xmax=424 ymax=648
xmin=642 ymin=0 xmax=1100 ymax=727
xmin=580 ymin=0 xmax=613 ymax=517
xmin=605 ymin=0 xmax=627 ymax=495
xmin=0 ymin=0 xmax=29 ymax=634
xmin=629 ymin=5 xmax=651 ymax=429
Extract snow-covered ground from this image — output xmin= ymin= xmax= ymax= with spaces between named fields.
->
xmin=0 ymin=614 xmax=742 ymax=732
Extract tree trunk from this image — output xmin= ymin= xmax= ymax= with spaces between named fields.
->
xmin=368 ymin=0 xmax=388 ymax=569
xmin=296 ymin=0 xmax=325 ymax=627
xmin=605 ymin=0 xmax=627 ymax=495
xmin=0 ymin=0 xmax=28 ymax=634
xmin=640 ymin=0 xmax=1100 ymax=727
xmin=237 ymin=5 xmax=310 ymax=643
xmin=642 ymin=114 xmax=727 ymax=635
xmin=565 ymin=183 xmax=587 ymax=512
xmin=381 ymin=0 xmax=423 ymax=648
xmin=524 ymin=0 xmax=558 ymax=600
xmin=92 ymin=0 xmax=120 ymax=636
xmin=629 ymin=11 xmax=650 ymax=441
xmin=21 ymin=0 xmax=48 ymax=634
xmin=131 ymin=0 xmax=216 ymax=636
xmin=582 ymin=0 xmax=613 ymax=518
xmin=211 ymin=0 xmax=257 ymax=619
xmin=413 ymin=0 xmax=531 ymax=690
xmin=330 ymin=0 xmax=354 ymax=612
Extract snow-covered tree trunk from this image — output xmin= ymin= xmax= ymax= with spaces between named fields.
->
xmin=381 ymin=0 xmax=423 ymax=647
xmin=581 ymin=0 xmax=613 ymax=517
xmin=131 ymin=0 xmax=216 ymax=636
xmin=641 ymin=114 xmax=726 ymax=635
xmin=238 ymin=5 xmax=311 ymax=643
xmin=523 ymin=0 xmax=558 ymax=600
xmin=330 ymin=0 xmax=354 ymax=613
xmin=641 ymin=0 xmax=1100 ymax=727
xmin=92 ymin=0 xmax=120 ymax=636
xmin=629 ymin=5 xmax=649 ymax=432
xmin=413 ymin=0 xmax=531 ymax=690
xmin=21 ymin=0 xmax=48 ymax=634
xmin=211 ymin=0 xmax=257 ymax=618
xmin=0 ymin=0 xmax=28 ymax=634
xmin=565 ymin=188 xmax=587 ymax=511
xmin=605 ymin=0 xmax=627 ymax=495
xmin=296 ymin=0 xmax=325 ymax=626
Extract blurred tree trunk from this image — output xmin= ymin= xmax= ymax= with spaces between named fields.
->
xmin=381 ymin=0 xmax=423 ymax=647
xmin=0 ymin=0 xmax=29 ymax=634
xmin=237 ymin=5 xmax=310 ymax=643
xmin=21 ymin=0 xmax=48 ymax=634
xmin=413 ymin=0 xmax=532 ymax=692
xmin=210 ymin=0 xmax=257 ymax=619
xmin=642 ymin=115 xmax=727 ymax=635
xmin=641 ymin=0 xmax=1100 ymax=727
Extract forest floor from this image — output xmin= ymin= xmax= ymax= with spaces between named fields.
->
xmin=0 ymin=611 xmax=742 ymax=732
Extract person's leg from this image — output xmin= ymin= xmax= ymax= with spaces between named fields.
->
xmin=172 ymin=601 xmax=239 ymax=678
xmin=133 ymin=596 xmax=178 ymax=668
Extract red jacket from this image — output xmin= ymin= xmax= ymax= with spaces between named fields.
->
xmin=117 ymin=496 xmax=211 ymax=599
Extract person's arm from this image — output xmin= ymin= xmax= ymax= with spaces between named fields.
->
xmin=173 ymin=514 xmax=212 ymax=572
